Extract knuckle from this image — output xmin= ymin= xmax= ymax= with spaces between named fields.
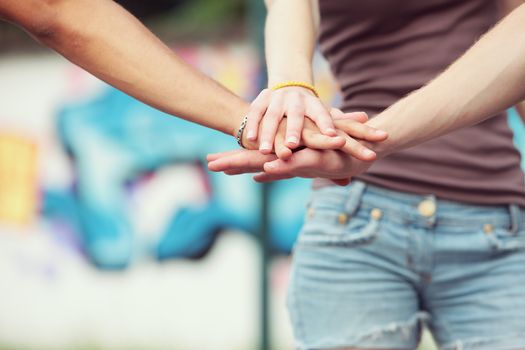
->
xmin=253 ymin=91 xmax=268 ymax=102
xmin=260 ymin=134 xmax=272 ymax=142
xmin=260 ymin=130 xmax=276 ymax=140
xmin=309 ymin=108 xmax=328 ymax=120
xmin=288 ymin=103 xmax=304 ymax=113
xmin=319 ymin=111 xmax=333 ymax=121
xmin=363 ymin=126 xmax=376 ymax=134
xmin=264 ymin=110 xmax=282 ymax=121
xmin=249 ymin=101 xmax=266 ymax=111
xmin=344 ymin=138 xmax=358 ymax=149
xmin=288 ymin=91 xmax=302 ymax=99
xmin=248 ymin=103 xmax=259 ymax=112
xmin=344 ymin=120 xmax=359 ymax=128
xmin=304 ymin=93 xmax=317 ymax=102
xmin=245 ymin=122 xmax=257 ymax=130
xmin=256 ymin=89 xmax=271 ymax=101
xmin=273 ymin=89 xmax=285 ymax=97
xmin=246 ymin=114 xmax=260 ymax=123
xmin=286 ymin=129 xmax=300 ymax=137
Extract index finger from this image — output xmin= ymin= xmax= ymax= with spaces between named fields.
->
xmin=207 ymin=149 xmax=245 ymax=162
xmin=208 ymin=150 xmax=277 ymax=173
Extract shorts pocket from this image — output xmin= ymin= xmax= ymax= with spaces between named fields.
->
xmin=483 ymin=226 xmax=525 ymax=252
xmin=298 ymin=205 xmax=382 ymax=247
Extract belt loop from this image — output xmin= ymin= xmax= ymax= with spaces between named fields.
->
xmin=509 ymin=204 xmax=522 ymax=234
xmin=344 ymin=180 xmax=367 ymax=216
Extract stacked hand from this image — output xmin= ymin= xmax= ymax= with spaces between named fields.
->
xmin=208 ymin=87 xmax=388 ymax=184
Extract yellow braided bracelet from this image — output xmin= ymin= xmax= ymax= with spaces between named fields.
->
xmin=271 ymin=81 xmax=320 ymax=97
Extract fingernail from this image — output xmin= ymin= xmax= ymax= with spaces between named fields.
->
xmin=247 ymin=131 xmax=256 ymax=140
xmin=362 ymin=149 xmax=375 ymax=158
xmin=260 ymin=142 xmax=272 ymax=151
xmin=374 ymin=130 xmax=387 ymax=136
xmin=326 ymin=128 xmax=336 ymax=135
xmin=286 ymin=136 xmax=298 ymax=145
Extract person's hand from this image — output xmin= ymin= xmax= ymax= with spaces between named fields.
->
xmin=207 ymin=147 xmax=372 ymax=186
xmin=245 ymin=87 xmax=338 ymax=154
xmin=254 ymin=148 xmax=371 ymax=184
xmin=328 ymin=108 xmax=387 ymax=159
xmin=262 ymin=109 xmax=388 ymax=161
xmin=249 ymin=111 xmax=346 ymax=159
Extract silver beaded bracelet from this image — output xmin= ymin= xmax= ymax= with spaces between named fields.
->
xmin=236 ymin=115 xmax=249 ymax=148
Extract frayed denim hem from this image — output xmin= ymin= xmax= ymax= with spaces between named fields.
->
xmin=294 ymin=312 xmax=429 ymax=350
xmin=441 ymin=333 xmax=525 ymax=350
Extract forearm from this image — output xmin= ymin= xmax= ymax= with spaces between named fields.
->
xmin=368 ymin=4 xmax=525 ymax=156
xmin=0 ymin=0 xmax=247 ymax=136
xmin=265 ymin=0 xmax=317 ymax=86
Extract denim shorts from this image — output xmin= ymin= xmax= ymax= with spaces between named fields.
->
xmin=287 ymin=181 xmax=525 ymax=350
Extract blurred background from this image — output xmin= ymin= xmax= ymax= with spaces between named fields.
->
xmin=0 ymin=1 xmax=523 ymax=350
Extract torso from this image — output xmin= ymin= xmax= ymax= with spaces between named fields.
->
xmin=316 ymin=0 xmax=525 ymax=206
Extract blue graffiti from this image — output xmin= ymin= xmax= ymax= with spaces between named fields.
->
xmin=509 ymin=108 xmax=525 ymax=169
xmin=42 ymin=88 xmax=525 ymax=270
xmin=42 ymin=87 xmax=311 ymax=269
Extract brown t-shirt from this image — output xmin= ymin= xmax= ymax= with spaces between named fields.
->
xmin=317 ymin=0 xmax=525 ymax=206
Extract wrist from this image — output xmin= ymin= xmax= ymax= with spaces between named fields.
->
xmin=364 ymin=96 xmax=414 ymax=157
xmin=230 ymin=103 xmax=259 ymax=150
xmin=270 ymin=81 xmax=319 ymax=97
xmin=268 ymin=73 xmax=313 ymax=88
xmin=364 ymin=87 xmax=436 ymax=157
xmin=228 ymin=101 xmax=250 ymax=137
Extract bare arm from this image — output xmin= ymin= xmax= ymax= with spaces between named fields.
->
xmin=264 ymin=0 xmax=318 ymax=87
xmin=499 ymin=0 xmax=525 ymax=123
xmin=244 ymin=0 xmax=344 ymax=156
xmin=368 ymin=3 xmax=525 ymax=156
xmin=0 ymin=0 xmax=247 ymax=136
xmin=208 ymin=4 xmax=525 ymax=182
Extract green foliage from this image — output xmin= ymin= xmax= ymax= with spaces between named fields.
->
xmin=148 ymin=0 xmax=248 ymax=40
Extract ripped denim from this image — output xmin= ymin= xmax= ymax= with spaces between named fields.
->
xmin=287 ymin=181 xmax=525 ymax=349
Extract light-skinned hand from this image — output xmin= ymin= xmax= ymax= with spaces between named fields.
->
xmin=244 ymin=86 xmax=338 ymax=154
